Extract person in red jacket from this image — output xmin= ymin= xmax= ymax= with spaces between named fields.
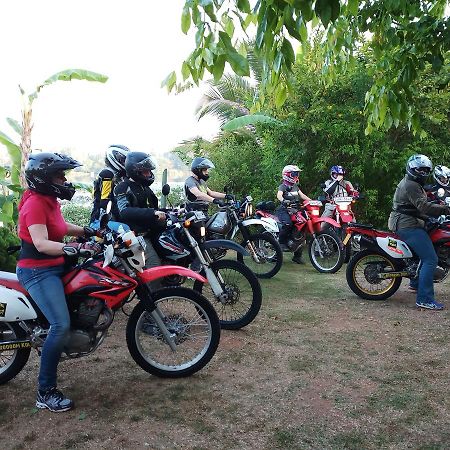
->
xmin=16 ymin=152 xmax=100 ymax=412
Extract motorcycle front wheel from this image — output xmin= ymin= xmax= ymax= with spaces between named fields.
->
xmin=346 ymin=249 xmax=402 ymax=300
xmin=0 ymin=322 xmax=31 ymax=385
xmin=237 ymin=232 xmax=283 ymax=279
xmin=308 ymin=230 xmax=344 ymax=273
xmin=126 ymin=287 xmax=220 ymax=378
xmin=193 ymin=259 xmax=262 ymax=330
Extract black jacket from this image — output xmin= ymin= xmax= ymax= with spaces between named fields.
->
xmin=113 ymin=178 xmax=163 ymax=234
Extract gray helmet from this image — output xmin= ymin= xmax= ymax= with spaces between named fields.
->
xmin=406 ymin=154 xmax=432 ymax=184
xmin=191 ymin=157 xmax=215 ymax=181
xmin=433 ymin=165 xmax=450 ymax=187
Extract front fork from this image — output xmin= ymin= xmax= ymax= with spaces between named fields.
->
xmin=234 ymin=222 xmax=261 ymax=263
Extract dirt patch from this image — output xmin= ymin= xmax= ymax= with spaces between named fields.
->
xmin=1 ymin=261 xmax=449 ymax=449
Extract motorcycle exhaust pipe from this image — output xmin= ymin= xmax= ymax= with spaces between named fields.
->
xmin=354 ymin=234 xmax=377 ymax=250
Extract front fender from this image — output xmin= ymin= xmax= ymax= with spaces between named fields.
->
xmin=314 ymin=217 xmax=341 ymax=228
xmin=242 ymin=218 xmax=279 ymax=233
xmin=137 ymin=266 xmax=207 ymax=284
xmin=202 ymin=239 xmax=250 ymax=256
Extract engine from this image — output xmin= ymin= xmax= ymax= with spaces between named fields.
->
xmin=64 ymin=298 xmax=113 ymax=355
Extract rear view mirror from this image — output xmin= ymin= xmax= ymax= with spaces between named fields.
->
xmin=162 ymin=184 xmax=171 ymax=196
xmin=224 ymin=186 xmax=229 ymax=194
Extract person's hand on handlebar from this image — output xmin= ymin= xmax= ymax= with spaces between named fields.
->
xmin=155 ymin=211 xmax=166 ymax=221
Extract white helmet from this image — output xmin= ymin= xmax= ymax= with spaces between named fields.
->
xmin=433 ymin=165 xmax=450 ymax=187
xmin=406 ymin=154 xmax=432 ymax=184
xmin=105 ymin=145 xmax=130 ymax=174
xmin=282 ymin=165 xmax=301 ymax=185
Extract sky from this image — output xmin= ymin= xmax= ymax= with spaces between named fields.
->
xmin=0 ymin=0 xmax=221 ymax=158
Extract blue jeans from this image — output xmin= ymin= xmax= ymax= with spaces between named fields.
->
xmin=396 ymin=228 xmax=438 ymax=304
xmin=16 ymin=265 xmax=70 ymax=391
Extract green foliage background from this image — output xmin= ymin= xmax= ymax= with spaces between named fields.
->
xmin=204 ymin=57 xmax=449 ymax=228
xmin=0 ymin=227 xmax=20 ymax=272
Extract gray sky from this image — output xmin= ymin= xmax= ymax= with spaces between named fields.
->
xmin=0 ymin=0 xmax=220 ymax=157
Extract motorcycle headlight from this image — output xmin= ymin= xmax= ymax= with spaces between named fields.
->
xmin=311 ymin=209 xmax=320 ymax=216
xmin=200 ymin=226 xmax=206 ymax=237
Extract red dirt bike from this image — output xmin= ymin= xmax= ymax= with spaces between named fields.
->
xmin=320 ymin=192 xmax=362 ymax=262
xmin=255 ymin=198 xmax=345 ymax=273
xmin=0 ymin=228 xmax=221 ymax=385
xmin=344 ymin=217 xmax=450 ymax=300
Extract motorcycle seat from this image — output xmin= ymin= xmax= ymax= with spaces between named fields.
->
xmin=350 ymin=222 xmax=374 ymax=229
xmin=0 ymin=271 xmax=28 ymax=296
xmin=256 ymin=201 xmax=276 ymax=211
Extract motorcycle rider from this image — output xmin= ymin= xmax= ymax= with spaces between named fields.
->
xmin=113 ymin=151 xmax=166 ymax=279
xmin=16 ymin=152 xmax=101 ymax=412
xmin=89 ymin=144 xmax=130 ymax=226
xmin=388 ymin=154 xmax=450 ymax=310
xmin=184 ymin=157 xmax=230 ymax=212
xmin=424 ymin=165 xmax=450 ymax=202
xmin=276 ymin=165 xmax=311 ymax=263
xmin=321 ymin=165 xmax=358 ymax=221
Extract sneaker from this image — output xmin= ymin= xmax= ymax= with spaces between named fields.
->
xmin=408 ymin=285 xmax=418 ymax=292
xmin=416 ymin=300 xmax=445 ymax=311
xmin=292 ymin=256 xmax=305 ymax=264
xmin=36 ymin=387 xmax=74 ymax=412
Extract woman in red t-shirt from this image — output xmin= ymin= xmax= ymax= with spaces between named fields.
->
xmin=16 ymin=152 xmax=100 ymax=413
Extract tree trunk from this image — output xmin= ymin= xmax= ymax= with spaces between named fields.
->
xmin=19 ymin=106 xmax=33 ymax=188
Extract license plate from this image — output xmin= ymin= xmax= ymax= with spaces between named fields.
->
xmin=342 ymin=233 xmax=352 ymax=245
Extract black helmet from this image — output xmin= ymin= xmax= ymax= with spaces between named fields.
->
xmin=406 ymin=154 xmax=432 ymax=185
xmin=191 ymin=157 xmax=215 ymax=181
xmin=25 ymin=152 xmax=81 ymax=200
xmin=105 ymin=144 xmax=129 ymax=175
xmin=125 ymin=151 xmax=156 ymax=186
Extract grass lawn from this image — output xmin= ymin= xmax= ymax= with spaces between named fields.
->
xmin=1 ymin=259 xmax=449 ymax=449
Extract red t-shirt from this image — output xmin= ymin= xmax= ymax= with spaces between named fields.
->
xmin=17 ymin=190 xmax=67 ymax=268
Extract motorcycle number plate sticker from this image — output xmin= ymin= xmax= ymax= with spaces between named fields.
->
xmin=0 ymin=302 xmax=6 ymax=317
xmin=342 ymin=233 xmax=352 ymax=245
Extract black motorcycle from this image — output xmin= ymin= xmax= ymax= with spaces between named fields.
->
xmin=154 ymin=186 xmax=262 ymax=330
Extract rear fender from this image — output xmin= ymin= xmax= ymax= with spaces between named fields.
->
xmin=242 ymin=218 xmax=279 ymax=233
xmin=202 ymin=239 xmax=249 ymax=256
xmin=0 ymin=285 xmax=37 ymax=321
xmin=137 ymin=266 xmax=207 ymax=284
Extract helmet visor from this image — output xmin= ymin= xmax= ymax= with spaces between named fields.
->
xmin=416 ymin=167 xmax=431 ymax=177
xmin=135 ymin=156 xmax=156 ymax=171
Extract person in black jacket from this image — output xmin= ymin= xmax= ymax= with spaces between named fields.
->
xmin=90 ymin=145 xmax=130 ymax=226
xmin=113 ymin=152 xmax=166 ymax=278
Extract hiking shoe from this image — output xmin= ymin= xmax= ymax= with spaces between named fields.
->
xmin=416 ymin=300 xmax=445 ymax=311
xmin=292 ymin=256 xmax=305 ymax=264
xmin=36 ymin=387 xmax=74 ymax=412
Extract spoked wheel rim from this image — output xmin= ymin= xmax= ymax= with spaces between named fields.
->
xmin=205 ymin=267 xmax=255 ymax=324
xmin=352 ymin=254 xmax=397 ymax=295
xmin=0 ymin=323 xmax=18 ymax=375
xmin=244 ymin=238 xmax=278 ymax=276
xmin=134 ymin=296 xmax=213 ymax=372
xmin=310 ymin=234 xmax=342 ymax=271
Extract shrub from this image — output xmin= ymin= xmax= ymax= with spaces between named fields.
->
xmin=0 ymin=227 xmax=20 ymax=272
xmin=61 ymin=203 xmax=92 ymax=227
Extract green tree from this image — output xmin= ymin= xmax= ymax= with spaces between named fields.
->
xmin=168 ymin=0 xmax=449 ymax=134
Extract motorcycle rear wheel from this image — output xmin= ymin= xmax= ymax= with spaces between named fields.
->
xmin=237 ymin=232 xmax=283 ymax=279
xmin=193 ymin=259 xmax=262 ymax=330
xmin=308 ymin=230 xmax=344 ymax=273
xmin=0 ymin=322 xmax=31 ymax=385
xmin=126 ymin=287 xmax=220 ymax=378
xmin=346 ymin=249 xmax=402 ymax=300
